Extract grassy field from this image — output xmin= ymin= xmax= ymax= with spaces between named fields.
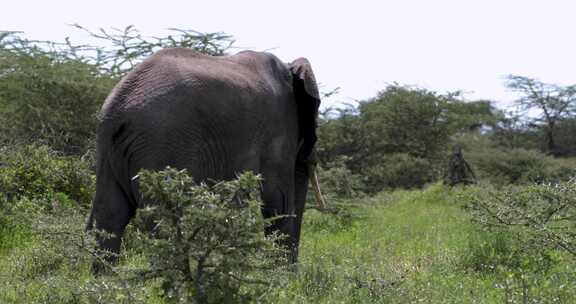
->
xmin=277 ymin=184 xmax=576 ymax=303
xmin=1 ymin=184 xmax=575 ymax=303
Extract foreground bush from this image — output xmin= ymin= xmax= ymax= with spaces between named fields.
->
xmin=458 ymin=182 xmax=576 ymax=301
xmin=463 ymin=182 xmax=576 ymax=259
xmin=460 ymin=182 xmax=576 ymax=286
xmin=131 ymin=168 xmax=286 ymax=303
xmin=1 ymin=168 xmax=285 ymax=303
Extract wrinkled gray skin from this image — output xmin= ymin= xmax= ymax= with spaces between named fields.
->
xmin=87 ymin=48 xmax=321 ymax=269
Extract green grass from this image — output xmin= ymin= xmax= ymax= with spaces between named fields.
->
xmin=272 ymin=184 xmax=576 ymax=303
xmin=274 ymin=185 xmax=481 ymax=303
xmin=1 ymin=184 xmax=575 ymax=303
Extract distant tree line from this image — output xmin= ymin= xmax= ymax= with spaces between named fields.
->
xmin=1 ymin=27 xmax=575 ymax=194
xmin=317 ymin=79 xmax=576 ymax=193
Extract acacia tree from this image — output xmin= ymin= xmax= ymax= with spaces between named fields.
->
xmin=359 ymin=86 xmax=496 ymax=160
xmin=506 ymin=75 xmax=576 ymax=155
xmin=491 ymin=110 xmax=540 ymax=150
xmin=0 ymin=27 xmax=234 ymax=154
xmin=70 ymin=25 xmax=234 ymax=77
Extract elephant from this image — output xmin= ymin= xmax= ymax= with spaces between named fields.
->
xmin=87 ymin=48 xmax=322 ymax=268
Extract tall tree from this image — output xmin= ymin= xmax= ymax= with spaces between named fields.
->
xmin=359 ymin=86 xmax=497 ymax=160
xmin=316 ymin=85 xmax=498 ymax=192
xmin=492 ymin=110 xmax=540 ymax=151
xmin=506 ymin=75 xmax=576 ymax=155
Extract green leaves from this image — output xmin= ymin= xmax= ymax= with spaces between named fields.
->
xmin=0 ymin=32 xmax=114 ymax=153
xmin=360 ymin=86 xmax=494 ymax=159
xmin=464 ymin=182 xmax=576 ymax=258
xmin=69 ymin=25 xmax=234 ymax=77
xmin=505 ymin=75 xmax=576 ymax=155
xmin=0 ymin=27 xmax=234 ymax=155
xmin=0 ymin=144 xmax=95 ymax=206
xmin=132 ymin=168 xmax=285 ymax=303
xmin=317 ymin=85 xmax=497 ymax=192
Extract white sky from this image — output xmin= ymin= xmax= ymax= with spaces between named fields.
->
xmin=2 ymin=0 xmax=575 ymax=109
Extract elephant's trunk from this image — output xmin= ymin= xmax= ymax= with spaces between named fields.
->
xmin=309 ymin=164 xmax=327 ymax=209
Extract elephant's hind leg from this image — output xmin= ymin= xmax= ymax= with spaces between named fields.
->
xmin=87 ymin=160 xmax=135 ymax=272
xmin=260 ymin=170 xmax=298 ymax=263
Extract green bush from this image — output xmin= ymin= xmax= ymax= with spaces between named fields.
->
xmin=454 ymin=132 xmax=576 ymax=185
xmin=463 ymin=229 xmax=557 ymax=274
xmin=130 ymin=168 xmax=286 ymax=303
xmin=316 ymin=86 xmax=497 ymax=191
xmin=316 ymin=156 xmax=365 ymax=199
xmin=1 ymin=168 xmax=287 ymax=303
xmin=546 ymin=157 xmax=576 ymax=182
xmin=303 ymin=203 xmax=362 ymax=234
xmin=456 ymin=183 xmax=576 ymax=303
xmin=470 ymin=148 xmax=575 ymax=184
xmin=0 ymin=28 xmax=234 ymax=154
xmin=0 ymin=37 xmax=114 ymax=153
xmin=363 ymin=153 xmax=438 ymax=192
xmin=0 ymin=144 xmax=93 ymax=253
xmin=0 ymin=197 xmax=157 ymax=303
xmin=0 ymin=144 xmax=94 ymax=206
xmin=461 ymin=202 xmax=571 ymax=303
xmin=461 ymin=182 xmax=576 ymax=269
xmin=0 ymin=195 xmax=34 ymax=253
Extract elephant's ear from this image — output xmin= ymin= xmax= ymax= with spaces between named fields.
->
xmin=290 ymin=58 xmax=321 ymax=165
xmin=290 ymin=58 xmax=320 ymax=101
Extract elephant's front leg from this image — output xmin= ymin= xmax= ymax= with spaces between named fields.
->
xmin=260 ymin=173 xmax=298 ymax=263
xmin=291 ymin=162 xmax=310 ymax=263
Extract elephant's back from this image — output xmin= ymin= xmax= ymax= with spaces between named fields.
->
xmin=98 ymin=48 xmax=297 ymax=182
xmin=100 ymin=49 xmax=290 ymax=118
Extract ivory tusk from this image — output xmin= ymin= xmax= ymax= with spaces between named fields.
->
xmin=309 ymin=165 xmax=327 ymax=209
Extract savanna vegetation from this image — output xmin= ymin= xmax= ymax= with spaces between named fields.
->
xmin=1 ymin=27 xmax=575 ymax=303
